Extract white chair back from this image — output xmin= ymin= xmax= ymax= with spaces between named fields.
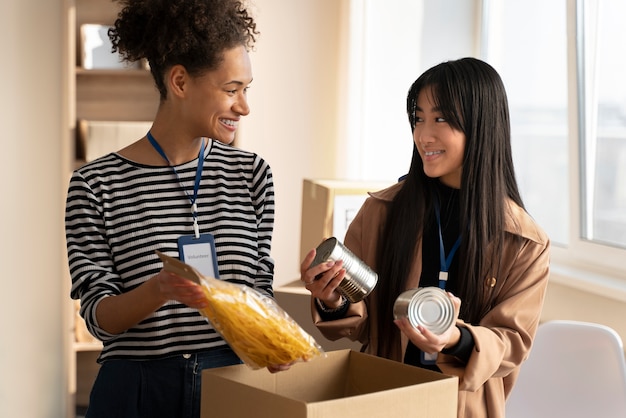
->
xmin=506 ymin=320 xmax=626 ymax=418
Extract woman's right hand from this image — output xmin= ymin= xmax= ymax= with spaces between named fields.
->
xmin=299 ymin=248 xmax=346 ymax=308
xmin=96 ymin=270 xmax=209 ymax=335
xmin=153 ymin=270 xmax=209 ymax=310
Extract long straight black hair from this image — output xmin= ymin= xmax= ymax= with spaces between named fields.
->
xmin=375 ymin=57 xmax=525 ymax=357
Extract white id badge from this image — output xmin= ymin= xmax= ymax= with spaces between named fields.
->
xmin=421 ymin=351 xmax=438 ymax=365
xmin=177 ymin=234 xmax=220 ymax=278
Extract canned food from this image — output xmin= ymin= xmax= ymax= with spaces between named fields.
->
xmin=393 ymin=287 xmax=455 ymax=335
xmin=310 ymin=237 xmax=378 ymax=303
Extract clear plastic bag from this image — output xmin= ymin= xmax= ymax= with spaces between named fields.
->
xmin=157 ymin=251 xmax=325 ymax=369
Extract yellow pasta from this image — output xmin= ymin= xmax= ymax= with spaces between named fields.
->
xmin=198 ymin=277 xmax=324 ymax=369
xmin=156 ymin=250 xmax=324 ymax=369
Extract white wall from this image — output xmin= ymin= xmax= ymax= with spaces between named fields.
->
xmin=240 ymin=0 xmax=346 ymax=285
xmin=0 ymin=0 xmax=70 ymax=417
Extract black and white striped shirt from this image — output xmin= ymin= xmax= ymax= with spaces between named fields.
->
xmin=65 ymin=139 xmax=275 ymax=362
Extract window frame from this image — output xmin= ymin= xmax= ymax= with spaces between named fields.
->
xmin=548 ymin=0 xmax=626 ymax=298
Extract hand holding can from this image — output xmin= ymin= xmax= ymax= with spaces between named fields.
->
xmin=309 ymin=237 xmax=378 ymax=303
xmin=393 ymin=287 xmax=455 ymax=335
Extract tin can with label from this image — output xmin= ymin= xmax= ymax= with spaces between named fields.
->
xmin=393 ymin=287 xmax=455 ymax=335
xmin=310 ymin=237 xmax=378 ymax=303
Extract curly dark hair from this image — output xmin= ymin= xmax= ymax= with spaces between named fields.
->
xmin=108 ymin=0 xmax=259 ymax=100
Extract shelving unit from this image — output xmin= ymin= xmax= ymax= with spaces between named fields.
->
xmin=71 ymin=0 xmax=158 ymax=160
xmin=76 ymin=68 xmax=157 ymax=121
xmin=67 ymin=0 xmax=159 ymax=413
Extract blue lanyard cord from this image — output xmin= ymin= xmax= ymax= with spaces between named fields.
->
xmin=147 ymin=131 xmax=205 ymax=238
xmin=434 ymin=198 xmax=461 ymax=290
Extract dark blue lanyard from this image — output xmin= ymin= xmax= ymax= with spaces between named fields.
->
xmin=434 ymin=199 xmax=461 ymax=290
xmin=147 ymin=131 xmax=205 ymax=238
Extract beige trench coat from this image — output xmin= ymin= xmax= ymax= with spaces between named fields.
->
xmin=312 ymin=182 xmax=550 ymax=417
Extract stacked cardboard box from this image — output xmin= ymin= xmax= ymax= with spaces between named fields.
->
xmin=300 ymin=179 xmax=391 ymax=262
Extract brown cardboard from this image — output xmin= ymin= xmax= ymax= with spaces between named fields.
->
xmin=201 ymin=349 xmax=458 ymax=418
xmin=274 ymin=281 xmax=362 ymax=353
xmin=300 ymin=179 xmax=391 ymax=262
xmin=76 ymin=119 xmax=151 ymax=162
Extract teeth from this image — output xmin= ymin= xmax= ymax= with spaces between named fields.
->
xmin=425 ymin=150 xmax=443 ymax=156
xmin=221 ymin=119 xmax=237 ymax=127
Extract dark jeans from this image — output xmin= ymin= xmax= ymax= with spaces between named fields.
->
xmin=85 ymin=346 xmax=242 ymax=418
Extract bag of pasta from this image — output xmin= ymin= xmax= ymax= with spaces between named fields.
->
xmin=157 ymin=251 xmax=325 ymax=369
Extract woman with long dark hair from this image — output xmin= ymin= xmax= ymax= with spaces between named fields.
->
xmin=301 ymin=57 xmax=550 ymax=417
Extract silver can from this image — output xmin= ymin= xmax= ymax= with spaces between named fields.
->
xmin=393 ymin=287 xmax=455 ymax=335
xmin=310 ymin=237 xmax=378 ymax=303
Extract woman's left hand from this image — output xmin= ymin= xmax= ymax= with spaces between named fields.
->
xmin=266 ymin=362 xmax=294 ymax=373
xmin=394 ymin=292 xmax=462 ymax=354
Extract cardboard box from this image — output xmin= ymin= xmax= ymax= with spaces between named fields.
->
xmin=76 ymin=119 xmax=152 ymax=162
xmin=201 ymin=349 xmax=458 ymax=418
xmin=300 ymin=179 xmax=391 ymax=262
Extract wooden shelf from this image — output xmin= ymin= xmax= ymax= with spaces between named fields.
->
xmin=74 ymin=341 xmax=103 ymax=352
xmin=76 ymin=0 xmax=119 ymax=26
xmin=76 ymin=67 xmax=149 ymax=76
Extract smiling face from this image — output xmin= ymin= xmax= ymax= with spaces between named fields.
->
xmin=183 ymin=44 xmax=253 ymax=144
xmin=413 ymin=86 xmax=466 ymax=189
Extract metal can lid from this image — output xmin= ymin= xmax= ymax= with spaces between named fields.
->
xmin=396 ymin=287 xmax=455 ymax=335
xmin=311 ymin=237 xmax=340 ymax=267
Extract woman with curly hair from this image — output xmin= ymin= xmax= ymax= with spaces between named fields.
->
xmin=300 ymin=58 xmax=550 ymax=417
xmin=65 ymin=1 xmax=278 ymax=417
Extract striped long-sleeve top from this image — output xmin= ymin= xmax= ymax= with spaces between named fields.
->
xmin=65 ymin=139 xmax=275 ymax=362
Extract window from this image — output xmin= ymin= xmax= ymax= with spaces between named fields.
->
xmin=484 ymin=0 xmax=569 ymax=247
xmin=578 ymin=0 xmax=626 ymax=249
xmin=481 ymin=0 xmax=626 ymax=280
